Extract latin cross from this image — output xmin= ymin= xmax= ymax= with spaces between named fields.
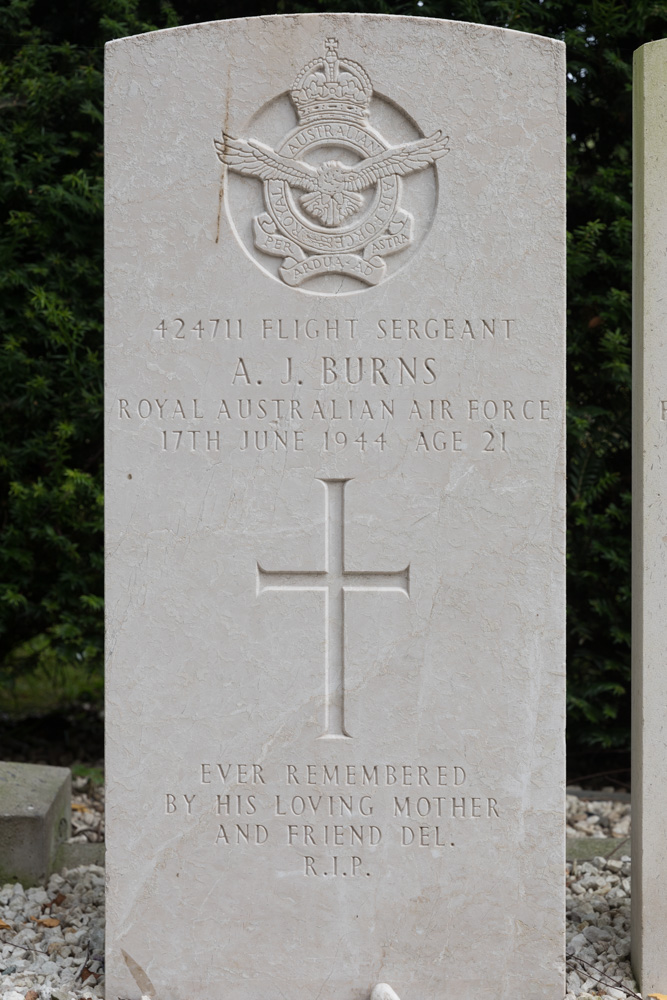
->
xmin=257 ymin=478 xmax=410 ymax=738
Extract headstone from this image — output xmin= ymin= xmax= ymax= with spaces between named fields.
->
xmin=632 ymin=37 xmax=667 ymax=993
xmin=105 ymin=15 xmax=566 ymax=1000
xmin=0 ymin=761 xmax=71 ymax=886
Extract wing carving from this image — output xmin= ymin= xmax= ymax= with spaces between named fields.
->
xmin=343 ymin=131 xmax=450 ymax=191
xmin=214 ymin=133 xmax=319 ymax=192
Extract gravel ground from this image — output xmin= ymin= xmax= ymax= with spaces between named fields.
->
xmin=68 ymin=778 xmax=104 ymax=846
xmin=566 ymin=789 xmax=632 ymax=842
xmin=566 ymin=854 xmax=635 ymax=1000
xmin=0 ymin=788 xmax=640 ymax=1000
xmin=0 ymin=868 xmax=104 ymax=1000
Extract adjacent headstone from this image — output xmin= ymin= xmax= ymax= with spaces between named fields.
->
xmin=105 ymin=15 xmax=566 ymax=1000
xmin=632 ymin=37 xmax=667 ymax=993
xmin=0 ymin=761 xmax=71 ymax=886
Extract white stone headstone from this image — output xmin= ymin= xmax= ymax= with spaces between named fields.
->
xmin=105 ymin=15 xmax=565 ymax=1000
xmin=632 ymin=37 xmax=667 ymax=993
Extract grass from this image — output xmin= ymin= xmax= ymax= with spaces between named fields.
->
xmin=71 ymin=762 xmax=105 ymax=786
xmin=0 ymin=634 xmax=103 ymax=718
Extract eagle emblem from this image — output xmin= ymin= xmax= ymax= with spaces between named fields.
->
xmin=214 ymin=38 xmax=449 ymax=288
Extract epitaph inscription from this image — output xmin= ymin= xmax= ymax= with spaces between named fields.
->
xmin=163 ymin=759 xmax=501 ymax=876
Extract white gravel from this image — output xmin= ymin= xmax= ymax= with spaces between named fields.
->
xmin=68 ymin=778 xmax=104 ymax=845
xmin=566 ymin=854 xmax=638 ymax=1000
xmin=0 ymin=793 xmax=641 ymax=1000
xmin=567 ymin=790 xmax=632 ymax=841
xmin=0 ymin=867 xmax=104 ymax=1000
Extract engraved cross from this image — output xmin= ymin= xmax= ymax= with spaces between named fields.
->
xmin=257 ymin=479 xmax=410 ymax=739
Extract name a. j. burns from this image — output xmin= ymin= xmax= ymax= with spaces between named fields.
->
xmin=231 ymin=356 xmax=441 ymax=386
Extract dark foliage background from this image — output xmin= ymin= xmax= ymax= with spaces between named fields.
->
xmin=2 ymin=0 xmax=665 ymax=753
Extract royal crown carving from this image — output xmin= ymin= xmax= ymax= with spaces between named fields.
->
xmin=291 ymin=38 xmax=372 ymax=124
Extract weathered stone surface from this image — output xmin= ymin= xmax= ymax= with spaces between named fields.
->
xmin=105 ymin=14 xmax=565 ymax=1000
xmin=632 ymin=37 xmax=667 ymax=994
xmin=0 ymin=761 xmax=71 ymax=886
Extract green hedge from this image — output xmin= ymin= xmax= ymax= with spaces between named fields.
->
xmin=2 ymin=0 xmax=665 ymax=748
